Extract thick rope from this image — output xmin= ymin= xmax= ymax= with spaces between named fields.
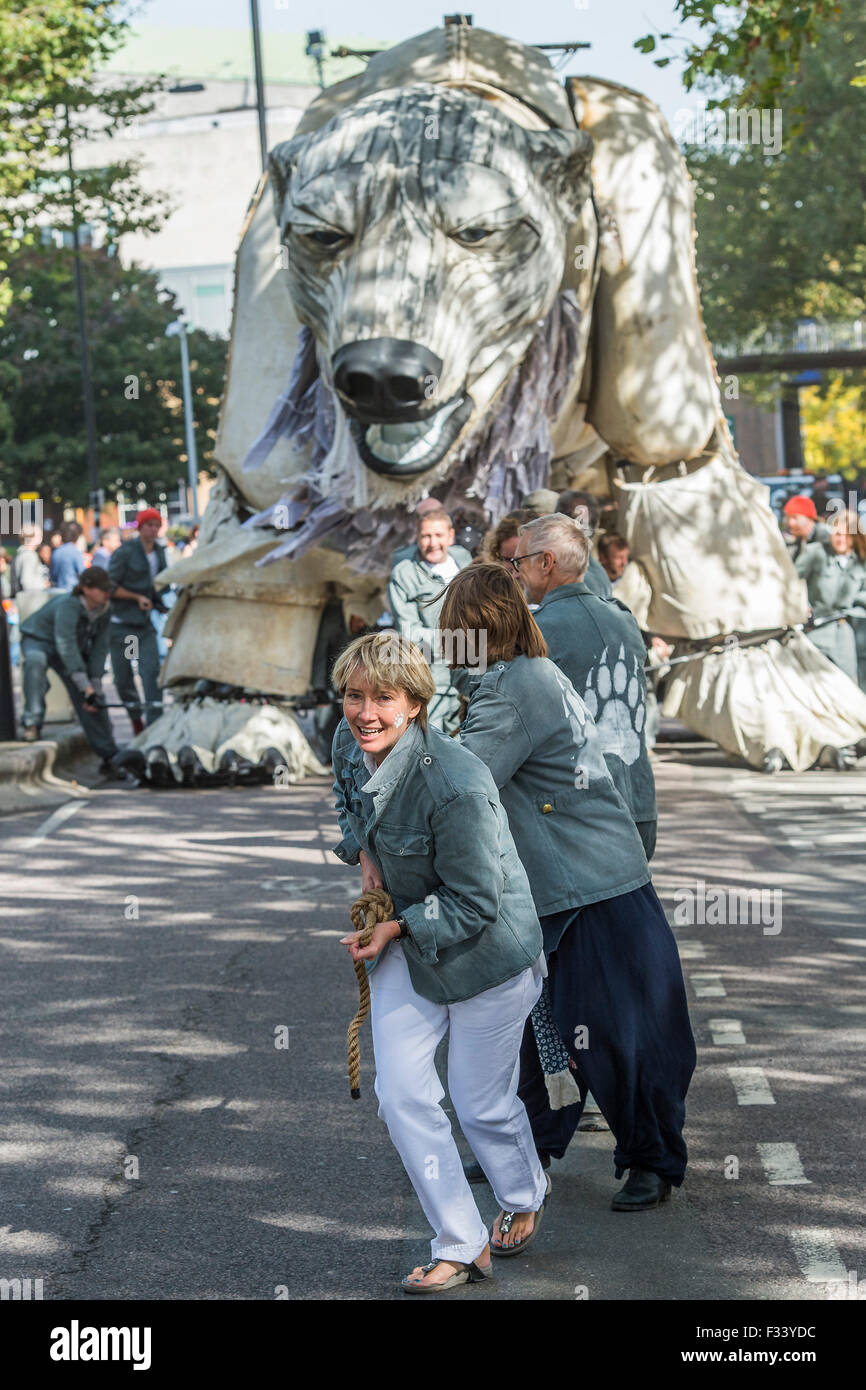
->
xmin=347 ymin=888 xmax=394 ymax=1099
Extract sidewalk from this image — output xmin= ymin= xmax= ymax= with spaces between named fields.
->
xmin=0 ymin=668 xmax=138 ymax=816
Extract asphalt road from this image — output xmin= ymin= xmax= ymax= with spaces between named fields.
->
xmin=0 ymin=741 xmax=863 ymax=1302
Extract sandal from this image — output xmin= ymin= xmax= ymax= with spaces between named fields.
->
xmin=400 ymin=1257 xmax=493 ymax=1294
xmin=490 ymin=1172 xmax=552 ymax=1258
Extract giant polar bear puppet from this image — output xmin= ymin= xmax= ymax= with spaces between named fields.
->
xmin=130 ymin=23 xmax=866 ymax=785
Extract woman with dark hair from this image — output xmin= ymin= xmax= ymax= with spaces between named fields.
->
xmin=440 ymin=563 xmax=696 ymax=1234
xmin=331 ymin=631 xmax=549 ymax=1292
xmin=808 ymin=508 xmax=866 ymax=687
xmin=19 ymin=568 xmax=125 ymax=776
xmin=479 ymin=509 xmax=536 ymax=567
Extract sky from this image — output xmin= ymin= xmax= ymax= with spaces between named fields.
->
xmin=123 ymin=0 xmax=706 ymax=123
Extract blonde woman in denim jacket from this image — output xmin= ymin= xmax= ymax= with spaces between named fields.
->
xmin=331 ymin=632 xmax=548 ymax=1294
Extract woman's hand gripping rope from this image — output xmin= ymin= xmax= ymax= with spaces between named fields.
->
xmin=341 ymin=887 xmax=399 ymax=1099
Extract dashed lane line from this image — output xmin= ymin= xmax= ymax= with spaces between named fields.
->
xmin=790 ymin=1229 xmax=847 ymax=1284
xmin=709 ymin=1018 xmax=746 ymax=1045
xmin=678 ymin=941 xmax=706 ymax=960
xmin=690 ymin=972 xmax=726 ymax=998
xmin=20 ymin=799 xmax=85 ymax=849
xmin=758 ymin=1143 xmax=812 ymax=1186
xmin=728 ymin=1067 xmax=775 ymax=1105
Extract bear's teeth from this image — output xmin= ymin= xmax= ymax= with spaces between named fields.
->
xmin=366 ymin=396 xmax=464 ymax=464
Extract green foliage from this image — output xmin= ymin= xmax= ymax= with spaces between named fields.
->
xmin=801 ymin=372 xmax=866 ymax=477
xmin=0 ymin=243 xmax=227 ymax=506
xmin=0 ymin=1 xmax=168 ymax=316
xmin=686 ymin=7 xmax=866 ymax=346
xmin=635 ymin=2 xmax=845 ymax=109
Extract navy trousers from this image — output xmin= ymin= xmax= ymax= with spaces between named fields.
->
xmin=518 ymin=882 xmax=696 ymax=1186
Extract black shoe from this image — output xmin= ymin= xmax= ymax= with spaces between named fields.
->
xmin=98 ymin=755 xmax=137 ymax=783
xmin=462 ymin=1158 xmax=487 ymax=1185
xmin=611 ymin=1167 xmax=672 ymax=1211
xmin=761 ymin=747 xmax=786 ymax=774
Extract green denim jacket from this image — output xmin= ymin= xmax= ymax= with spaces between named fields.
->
xmin=533 ymin=582 xmax=657 ymax=828
xmin=331 ymin=717 xmax=542 ymax=1004
xmin=108 ymin=538 xmax=168 ymax=629
xmin=20 ymin=592 xmax=111 ymax=685
xmin=387 ymin=544 xmax=472 ymax=688
xmin=459 ymin=654 xmax=650 ymax=916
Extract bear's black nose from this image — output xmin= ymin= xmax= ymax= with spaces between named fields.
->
xmin=332 ymin=338 xmax=443 ymax=423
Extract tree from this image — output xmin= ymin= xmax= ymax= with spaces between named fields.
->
xmin=685 ymin=7 xmax=866 ymax=345
xmin=801 ymin=373 xmax=866 ymax=477
xmin=0 ymin=1 xmax=168 ymax=316
xmin=636 ymin=2 xmax=845 ymax=113
xmin=0 ymin=242 xmax=226 ymax=507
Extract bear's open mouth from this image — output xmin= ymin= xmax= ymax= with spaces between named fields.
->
xmin=350 ymin=394 xmax=474 ymax=477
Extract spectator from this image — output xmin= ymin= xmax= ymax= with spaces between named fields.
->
xmin=510 ymin=513 xmax=658 ymax=858
xmin=11 ymin=525 xmax=49 ymax=595
xmin=19 ymin=567 xmax=127 ymax=777
xmin=387 ymin=506 xmax=471 ymax=731
xmin=177 ymin=523 xmax=200 ymax=556
xmin=36 ymin=541 xmax=53 ymax=573
xmin=556 ymin=489 xmax=613 ymax=598
xmin=108 ymin=508 xmax=168 ymax=734
xmin=0 ymin=548 xmax=12 ymax=601
xmin=48 ymin=521 xmax=86 ymax=590
xmin=598 ymin=533 xmax=630 ymax=585
xmin=807 ymin=509 xmax=866 ymax=685
xmin=783 ymin=495 xmax=830 ymax=581
xmin=480 ymin=509 xmax=536 ymax=567
xmin=391 ymin=499 xmax=448 ymax=566
xmin=92 ymin=526 xmax=122 ymax=570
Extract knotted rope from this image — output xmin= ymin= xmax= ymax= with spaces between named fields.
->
xmin=347 ymin=888 xmax=394 ymax=1099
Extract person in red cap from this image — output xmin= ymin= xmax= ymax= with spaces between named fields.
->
xmin=107 ymin=509 xmax=168 ymax=734
xmin=783 ymin=494 xmax=830 ymax=589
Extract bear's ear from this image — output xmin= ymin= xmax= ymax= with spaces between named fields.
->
xmin=268 ymin=136 xmax=307 ymax=219
xmin=523 ymin=128 xmax=594 ymax=223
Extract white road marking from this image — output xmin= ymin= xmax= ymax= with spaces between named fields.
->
xmin=709 ymin=1018 xmax=746 ymax=1045
xmin=678 ymin=940 xmax=706 ymax=960
xmin=690 ymin=972 xmax=726 ymax=998
xmin=21 ymin=800 xmax=84 ymax=849
xmin=728 ymin=1066 xmax=775 ymax=1105
xmin=758 ymin=1143 xmax=811 ymax=1185
xmin=790 ymin=1229 xmax=847 ymax=1283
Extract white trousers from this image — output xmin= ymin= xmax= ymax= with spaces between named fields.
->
xmin=370 ymin=943 xmax=548 ymax=1263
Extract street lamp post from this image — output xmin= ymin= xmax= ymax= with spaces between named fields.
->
xmin=249 ymin=0 xmax=269 ymax=173
xmin=64 ymin=103 xmax=101 ymax=522
xmin=165 ymin=319 xmax=200 ymax=523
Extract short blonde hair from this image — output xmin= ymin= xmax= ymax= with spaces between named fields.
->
xmin=332 ymin=631 xmax=436 ymax=731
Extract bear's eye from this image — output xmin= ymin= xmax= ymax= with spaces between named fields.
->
xmin=297 ymin=227 xmax=347 ymax=249
xmin=452 ymin=226 xmax=494 ymax=245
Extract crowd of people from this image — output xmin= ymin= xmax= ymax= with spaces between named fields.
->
xmin=326 ymin=479 xmax=866 ymax=1292
xmin=3 ymin=476 xmax=864 ymax=1288
xmin=783 ymin=494 xmax=866 ymax=688
xmin=331 ymin=501 xmax=695 ymax=1292
xmin=3 ymin=510 xmax=199 ymax=774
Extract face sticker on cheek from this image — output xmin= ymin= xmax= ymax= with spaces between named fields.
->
xmin=393 ymin=712 xmax=405 ymax=728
